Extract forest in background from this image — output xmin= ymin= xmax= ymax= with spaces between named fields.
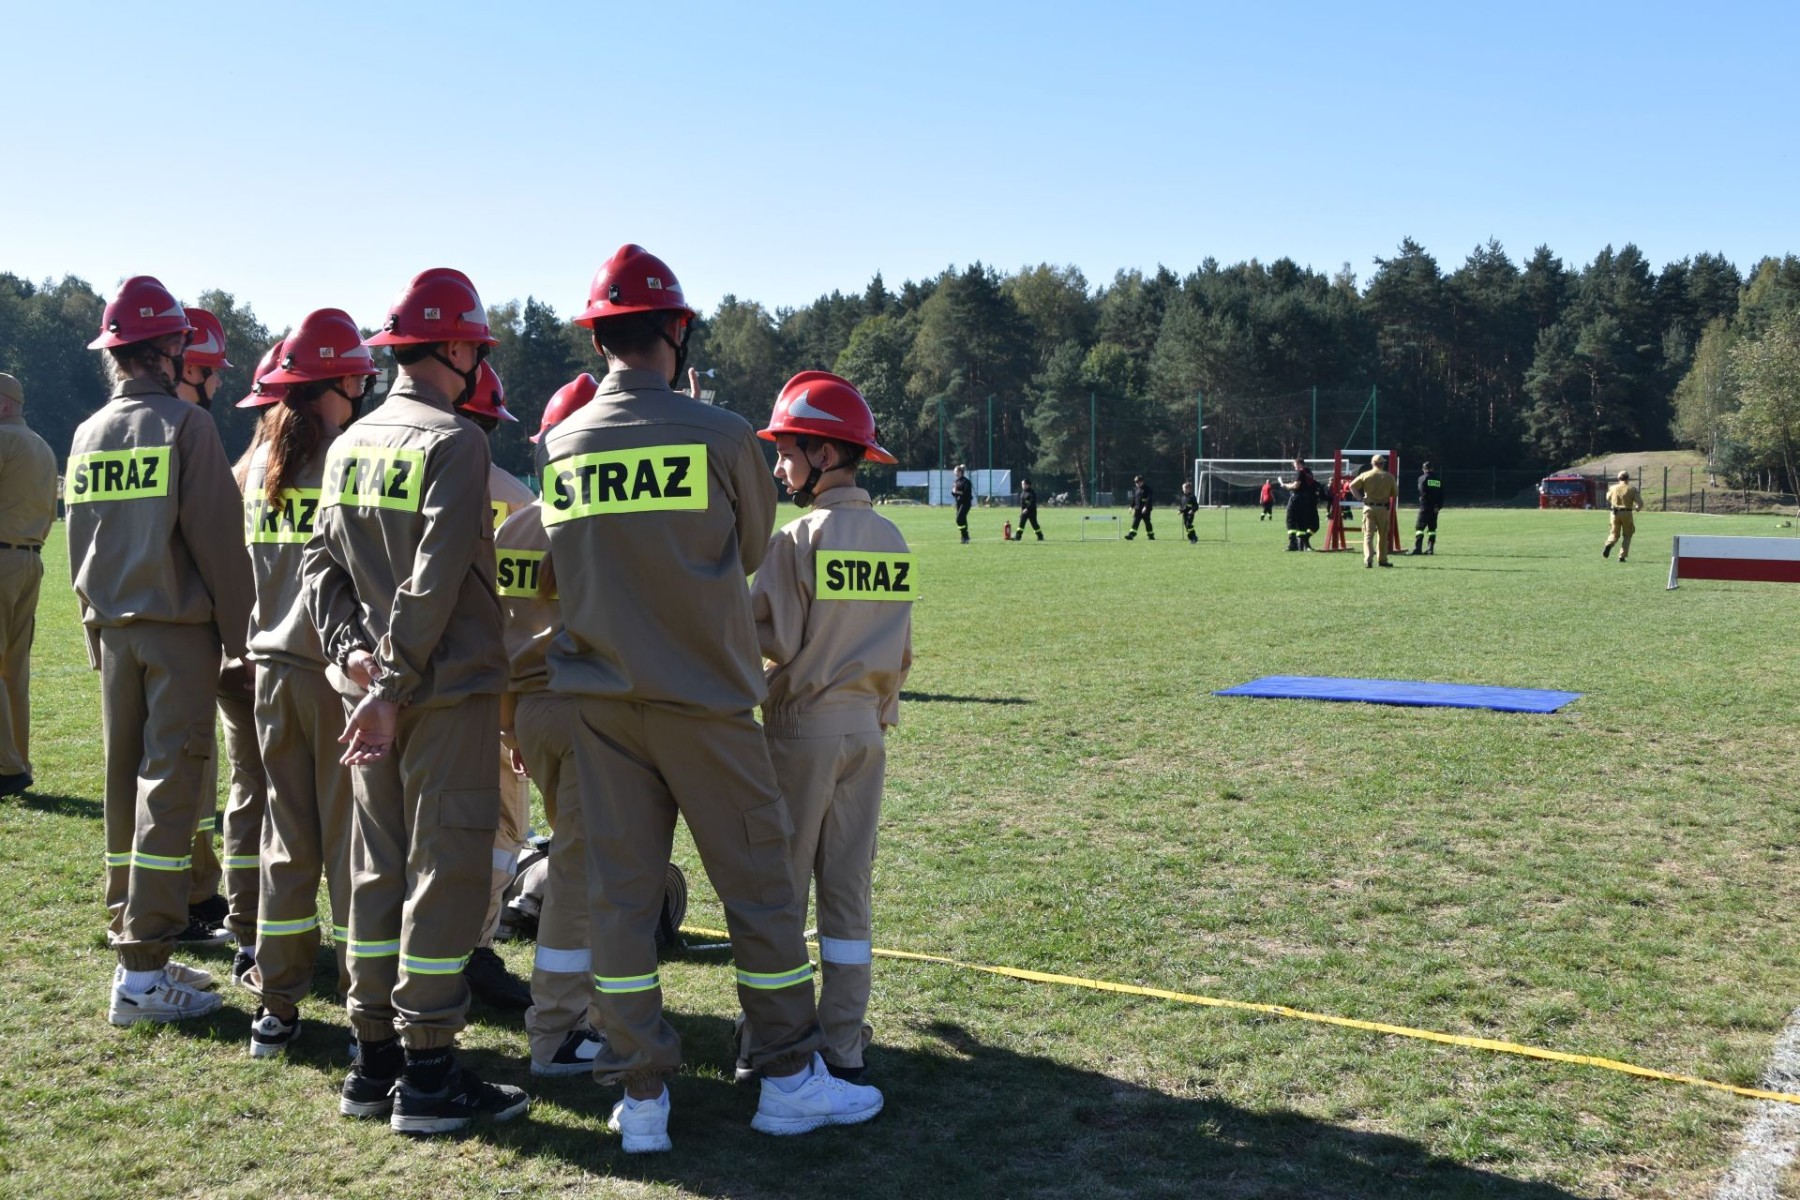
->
xmin=4 ymin=240 xmax=1798 ymax=500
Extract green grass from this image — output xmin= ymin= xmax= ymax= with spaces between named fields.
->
xmin=4 ymin=503 xmax=1799 ymax=1198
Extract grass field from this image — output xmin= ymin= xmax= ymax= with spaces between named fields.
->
xmin=4 ymin=503 xmax=1799 ymax=1199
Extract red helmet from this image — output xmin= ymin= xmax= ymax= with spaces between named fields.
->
xmin=364 ymin=268 xmax=499 ymax=347
xmin=263 ymin=309 xmax=379 ymax=385
xmin=459 ymin=361 xmax=516 ymax=422
xmin=89 ymin=276 xmax=195 ymax=349
xmin=530 ymin=372 xmax=599 ymax=443
xmin=183 ymin=308 xmax=235 ymax=370
xmin=236 ymin=341 xmax=289 ymax=409
xmin=574 ymin=244 xmax=696 ymax=327
xmin=760 ymin=371 xmax=896 ymax=464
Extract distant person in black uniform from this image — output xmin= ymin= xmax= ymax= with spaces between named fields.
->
xmin=951 ymin=464 xmax=972 ymax=544
xmin=1178 ymin=481 xmax=1199 ymax=544
xmin=1411 ymin=462 xmax=1443 ymax=555
xmin=1282 ymin=457 xmax=1322 ymax=551
xmin=1014 ymin=479 xmax=1042 ymax=540
xmin=1125 ymin=475 xmax=1154 ymax=540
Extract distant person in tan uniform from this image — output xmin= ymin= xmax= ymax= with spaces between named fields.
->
xmin=0 ymin=371 xmax=57 ymax=798
xmin=1348 ymin=453 xmax=1399 ymax=568
xmin=69 ymin=277 xmax=252 ymax=1024
xmin=302 ymin=268 xmax=528 ymax=1135
xmin=537 ymin=244 xmax=881 ymax=1154
xmin=747 ymin=371 xmax=913 ymax=1084
xmin=1603 ymin=470 xmax=1644 ymax=562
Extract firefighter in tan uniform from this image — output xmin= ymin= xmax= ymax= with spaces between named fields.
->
xmin=1603 ymin=470 xmax=1644 ymax=562
xmin=0 ymin=372 xmax=56 ymax=798
xmin=747 ymin=371 xmax=913 ymax=1083
xmin=172 ymin=307 xmax=256 ymax=947
xmin=234 ymin=312 xmax=375 ymax=1057
xmin=69 ymin=277 xmax=252 ymax=1024
xmin=538 ymin=245 xmax=880 ymax=1153
xmin=300 ymin=268 xmax=528 ymax=1134
xmin=1349 ymin=453 xmax=1399 ymax=568
xmin=456 ymin=361 xmax=536 ymax=1011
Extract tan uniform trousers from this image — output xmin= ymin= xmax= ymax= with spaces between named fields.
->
xmin=217 ymin=690 xmax=267 ymax=942
xmin=99 ymin=622 xmax=220 ymax=972
xmin=515 ymin=691 xmax=599 ymax=1064
xmin=766 ymin=726 xmax=886 ymax=1070
xmin=572 ymin=698 xmax=823 ymax=1086
xmin=1362 ymin=505 xmax=1393 ymax=566
xmin=252 ymin=662 xmax=354 ymax=1018
xmin=345 ymin=693 xmax=501 ymax=1050
xmin=477 ymin=743 xmax=532 ymax=948
xmin=188 ymin=781 xmax=222 ymax=906
xmin=0 ymin=548 xmax=43 ymax=777
xmin=1607 ymin=510 xmax=1636 ymax=555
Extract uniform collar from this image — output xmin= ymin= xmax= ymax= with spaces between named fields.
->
xmin=811 ymin=486 xmax=872 ymax=511
xmin=113 ymin=377 xmax=177 ymax=402
xmin=0 ymin=413 xmax=24 ymax=427
xmin=386 ymin=376 xmax=456 ymax=412
xmin=599 ymin=368 xmax=676 ymax=397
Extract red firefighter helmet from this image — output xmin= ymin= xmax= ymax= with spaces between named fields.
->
xmin=573 ymin=244 xmax=696 ymax=327
xmin=182 ymin=308 xmax=235 ymax=370
xmin=459 ymin=362 xmax=516 ymax=422
xmin=236 ymin=341 xmax=290 ymax=409
xmin=530 ymin=372 xmax=600 ymax=443
xmin=760 ymin=371 xmax=896 ymax=464
xmin=364 ymin=268 xmax=499 ymax=347
xmin=89 ymin=276 xmax=195 ymax=349
xmin=263 ymin=309 xmax=379 ymax=385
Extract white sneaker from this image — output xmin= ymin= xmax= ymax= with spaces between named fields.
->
xmin=751 ymin=1052 xmax=884 ymax=1136
xmin=108 ymin=974 xmax=225 ymax=1026
xmin=607 ymin=1088 xmax=672 ymax=1154
xmin=164 ymin=961 xmax=216 ymax=990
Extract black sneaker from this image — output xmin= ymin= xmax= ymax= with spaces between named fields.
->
xmin=230 ymin=948 xmax=257 ymax=988
xmin=249 ymin=1007 xmax=301 ymax=1059
xmin=391 ymin=1062 xmax=530 ymax=1135
xmin=341 ymin=1039 xmax=403 ymax=1118
xmin=176 ymin=914 xmax=231 ymax=947
xmin=531 ymin=1027 xmax=605 ymax=1078
xmin=190 ymin=894 xmax=229 ymax=927
xmin=464 ymin=947 xmax=532 ymax=1010
xmin=1602 ymin=542 xmax=1613 ymax=558
xmin=0 ymin=771 xmax=31 ymax=797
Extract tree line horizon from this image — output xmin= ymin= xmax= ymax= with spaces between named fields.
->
xmin=4 ymin=238 xmax=1798 ymax=500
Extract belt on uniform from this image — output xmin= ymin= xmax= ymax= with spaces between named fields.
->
xmin=0 ymin=542 xmax=41 ymax=553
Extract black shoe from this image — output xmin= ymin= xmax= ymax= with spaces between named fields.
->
xmin=1379 ymin=561 xmax=1394 ymax=568
xmin=0 ymin=772 xmax=30 ymax=797
xmin=1426 ymin=544 xmax=1434 ymax=555
xmin=341 ymin=1039 xmax=403 ymax=1118
xmin=1602 ymin=542 xmax=1613 ymax=558
xmin=176 ymin=914 xmax=231 ymax=947
xmin=391 ymin=1062 xmax=530 ymax=1135
xmin=1187 ymin=534 xmax=1198 ymax=544
xmin=1147 ymin=533 xmax=1155 ymax=540
xmin=231 ymin=948 xmax=257 ymax=988
xmin=1124 ymin=531 xmax=1136 ymax=540
xmin=730 ymin=1013 xmax=760 ymax=1085
xmin=464 ymin=946 xmax=532 ymax=1010
xmin=1035 ymin=532 xmax=1043 ymax=540
xmin=190 ymin=894 xmax=229 ymax=927
xmin=531 ymin=1027 xmax=606 ymax=1078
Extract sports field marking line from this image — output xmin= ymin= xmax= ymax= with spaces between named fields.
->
xmin=1714 ymin=1006 xmax=1800 ymax=1199
xmin=680 ymin=925 xmax=1800 ymax=1107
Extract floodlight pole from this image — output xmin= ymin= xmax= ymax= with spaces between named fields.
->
xmin=1197 ymin=391 xmax=1204 ymax=462
xmin=987 ymin=394 xmax=994 ymax=474
xmin=937 ymin=397 xmax=945 ymax=471
xmin=1089 ymin=391 xmax=1097 ymax=506
xmin=1311 ymin=386 xmax=1318 ymax=459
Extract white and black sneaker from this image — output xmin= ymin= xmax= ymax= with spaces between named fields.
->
xmin=230 ymin=949 xmax=257 ymax=988
xmin=108 ymin=973 xmax=224 ymax=1026
xmin=249 ymin=1007 xmax=301 ymax=1058
xmin=530 ymin=1027 xmax=605 ymax=1077
xmin=390 ymin=1062 xmax=529 ymax=1135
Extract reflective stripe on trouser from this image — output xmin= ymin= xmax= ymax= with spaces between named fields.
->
xmin=218 ymin=688 xmax=268 ymax=943
xmin=344 ymin=693 xmax=501 ymax=1050
xmin=99 ymin=622 xmax=221 ymax=972
xmin=765 ymin=727 xmax=885 ymax=1069
xmin=0 ymin=549 xmax=44 ymax=777
xmin=1362 ymin=506 xmax=1392 ymax=565
xmin=517 ymin=691 xmax=600 ymax=1065
xmin=574 ymin=698 xmax=823 ymax=1086
xmin=477 ymin=741 xmax=531 ymax=948
xmin=252 ymin=662 xmax=354 ymax=1015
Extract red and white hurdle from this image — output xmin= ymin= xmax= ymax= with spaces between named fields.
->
xmin=1667 ymin=534 xmax=1800 ymax=589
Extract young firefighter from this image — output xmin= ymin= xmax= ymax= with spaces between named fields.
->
xmin=301 ymin=268 xmax=528 ymax=1134
xmin=537 ymin=244 xmax=879 ymax=1154
xmin=951 ymin=464 xmax=972 ymax=543
xmin=1013 ymin=478 xmax=1042 ymax=540
xmin=236 ymin=312 xmax=374 ymax=1056
xmin=70 ymin=277 xmax=253 ymax=1024
xmin=750 ymin=371 xmax=913 ymax=1083
xmin=1125 ymin=474 xmax=1154 ymax=539
xmin=1259 ymin=478 xmax=1275 ymax=520
xmin=1603 ymin=469 xmax=1644 ymax=562
xmin=1411 ymin=461 xmax=1443 ymax=555
xmin=1349 ymin=452 xmax=1399 ymax=568
xmin=1178 ymin=481 xmax=1199 ymax=543
xmin=1282 ymin=457 xmax=1322 ymax=551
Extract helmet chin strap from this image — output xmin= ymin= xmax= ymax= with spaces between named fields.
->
xmin=427 ymin=345 xmax=484 ymax=407
xmin=790 ymin=439 xmax=827 ymax=508
xmin=654 ymin=316 xmax=692 ymax=388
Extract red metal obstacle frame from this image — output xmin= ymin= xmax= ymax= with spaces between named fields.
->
xmin=1324 ymin=448 xmax=1402 ymax=554
xmin=1667 ymin=534 xmax=1800 ymax=589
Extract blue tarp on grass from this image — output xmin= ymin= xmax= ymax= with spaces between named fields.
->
xmin=1215 ymin=676 xmax=1581 ymax=714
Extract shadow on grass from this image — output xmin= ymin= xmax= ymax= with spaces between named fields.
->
xmin=18 ymin=790 xmax=103 ymax=819
xmin=900 ymin=691 xmax=1033 ymax=706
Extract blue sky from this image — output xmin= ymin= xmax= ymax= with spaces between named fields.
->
xmin=3 ymin=1 xmax=1791 ymax=335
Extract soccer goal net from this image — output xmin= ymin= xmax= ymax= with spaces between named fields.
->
xmin=1193 ymin=459 xmax=1334 ymax=507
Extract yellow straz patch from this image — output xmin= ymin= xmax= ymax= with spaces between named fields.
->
xmin=816 ymin=551 xmax=916 ymax=600
xmin=320 ymin=445 xmax=426 ymax=512
xmin=244 ymin=489 xmax=322 ymax=545
xmin=540 ymin=445 xmax=706 ymax=524
xmin=64 ymin=448 xmax=172 ymax=503
xmin=496 ymin=549 xmax=554 ymax=599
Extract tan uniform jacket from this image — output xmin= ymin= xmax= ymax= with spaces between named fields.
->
xmin=535 ymin=368 xmax=778 ymax=715
xmin=65 ymin=379 xmax=253 ymax=657
xmin=751 ymin=487 xmax=913 ymax=735
xmin=1607 ymin=482 xmax=1642 ymax=511
xmin=1350 ymin=468 xmax=1398 ymax=506
xmin=0 ymin=414 xmax=57 ymax=545
xmin=242 ymin=440 xmax=334 ymax=669
xmin=495 ymin=501 xmax=557 ymax=695
xmin=489 ymin=463 xmax=536 ymax=531
xmin=300 ymin=379 xmax=506 ymax=707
